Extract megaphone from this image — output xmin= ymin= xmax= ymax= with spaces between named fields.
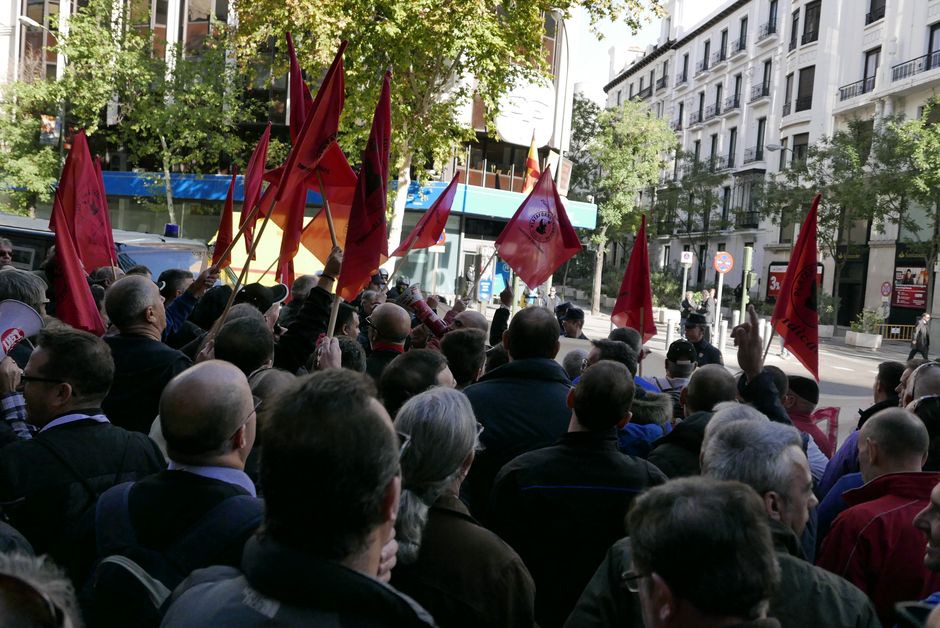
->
xmin=0 ymin=300 xmax=43 ymax=360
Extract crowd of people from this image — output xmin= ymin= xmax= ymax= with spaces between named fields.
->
xmin=1 ymin=242 xmax=940 ymax=627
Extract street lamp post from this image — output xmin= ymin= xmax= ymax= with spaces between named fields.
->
xmin=18 ymin=15 xmax=67 ymax=170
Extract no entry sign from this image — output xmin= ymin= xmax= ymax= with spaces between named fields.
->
xmin=713 ymin=252 xmax=734 ymax=274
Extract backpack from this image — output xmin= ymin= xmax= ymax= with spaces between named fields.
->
xmin=86 ymin=481 xmax=263 ymax=628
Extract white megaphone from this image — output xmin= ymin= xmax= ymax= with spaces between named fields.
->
xmin=0 ymin=300 xmax=43 ymax=360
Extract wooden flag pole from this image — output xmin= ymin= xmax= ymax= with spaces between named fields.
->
xmin=212 ymin=197 xmax=265 ymax=266
xmin=315 ymin=169 xmax=338 ymax=249
xmin=762 ymin=326 xmax=777 ymax=363
xmin=257 ymin=256 xmax=280 ymax=282
xmin=478 ymin=250 xmax=499 ymax=281
xmin=638 ymin=306 xmax=644 ymax=377
xmin=326 ymin=295 xmax=343 ymax=338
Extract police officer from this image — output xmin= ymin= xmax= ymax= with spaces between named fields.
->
xmin=684 ymin=312 xmax=723 ymax=366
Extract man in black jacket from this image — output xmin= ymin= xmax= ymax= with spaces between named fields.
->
xmin=365 ymin=303 xmax=412 ymax=383
xmin=103 ymin=275 xmax=192 ymax=433
xmin=0 ymin=325 xmax=165 ymax=582
xmin=489 ymin=288 xmax=512 ymax=347
xmin=910 ymin=312 xmax=931 ymax=360
xmin=463 ymin=306 xmax=572 ymax=516
xmin=684 ymin=312 xmax=722 ymax=366
xmin=489 ymin=360 xmax=666 ymax=627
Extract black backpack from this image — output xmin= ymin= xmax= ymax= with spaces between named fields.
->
xmin=86 ymin=481 xmax=263 ymax=628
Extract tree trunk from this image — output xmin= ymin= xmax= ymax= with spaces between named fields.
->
xmin=831 ymin=259 xmax=844 ymax=326
xmin=591 ymin=225 xmax=609 ymax=315
xmin=159 ymin=134 xmax=176 ymax=225
xmin=385 ymin=147 xmax=413 ymax=270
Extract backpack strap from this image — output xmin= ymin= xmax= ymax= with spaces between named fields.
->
xmin=95 ymin=482 xmax=138 ymax=556
xmin=163 ymin=495 xmax=263 ymax=577
xmin=96 ymin=554 xmax=172 ymax=609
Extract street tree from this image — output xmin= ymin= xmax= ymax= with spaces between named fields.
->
xmin=759 ymin=118 xmax=879 ymax=324
xmin=231 ymin=0 xmax=664 ymax=256
xmin=586 ymin=99 xmax=674 ymax=314
xmin=566 ymin=92 xmax=601 ymax=202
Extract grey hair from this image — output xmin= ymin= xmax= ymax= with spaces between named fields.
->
xmin=0 ymin=268 xmax=47 ymax=315
xmin=394 ymin=387 xmax=479 ymax=564
xmin=562 ymin=349 xmax=588 ymax=381
xmin=104 ymin=276 xmax=158 ymax=329
xmin=702 ymin=402 xmax=769 ymax=451
xmin=0 ymin=551 xmax=83 ymax=627
xmin=702 ymin=420 xmax=804 ymax=497
xmin=0 ymin=237 xmax=12 ymax=249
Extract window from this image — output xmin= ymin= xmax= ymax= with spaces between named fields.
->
xmin=722 ymin=186 xmax=732 ymax=221
xmin=784 ymin=72 xmax=793 ymax=113
xmin=790 ymin=9 xmax=799 ymax=50
xmin=662 ymin=245 xmax=671 ymax=270
xmin=616 ymin=90 xmax=622 ymax=106
xmin=769 ymin=0 xmax=778 ymax=28
xmin=864 ymin=47 xmax=880 ymax=92
xmin=720 ymin=29 xmax=728 ymax=57
xmin=693 ymin=139 xmax=701 ymax=162
xmin=630 ymin=83 xmax=635 ymax=97
xmin=678 ymin=101 xmax=685 ymax=124
xmin=740 ymin=16 xmax=748 ymax=43
xmin=733 ymin=74 xmax=742 ymax=100
xmin=715 ymin=83 xmax=723 ymax=108
xmin=779 ymin=137 xmax=789 ymax=169
xmin=756 ymin=117 xmax=767 ymax=156
xmin=728 ymin=127 xmax=737 ymax=166
xmin=698 ymin=91 xmax=705 ymax=117
xmin=649 ymin=69 xmax=655 ymax=87
xmin=682 ymin=53 xmax=689 ymax=79
xmin=796 ymin=65 xmax=815 ymax=111
xmin=867 ymin=0 xmax=885 ymax=24
xmin=802 ymin=1 xmax=820 ymax=44
xmin=930 ymin=24 xmax=940 ymax=71
xmin=703 ymin=40 xmax=711 ymax=67
xmin=709 ymin=133 xmax=718 ymax=163
xmin=762 ymin=59 xmax=772 ymax=88
xmin=640 ymin=77 xmax=645 ymax=90
xmin=792 ymin=133 xmax=810 ymax=164
xmin=663 ymin=59 xmax=669 ymax=76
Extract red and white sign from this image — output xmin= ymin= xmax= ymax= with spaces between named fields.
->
xmin=881 ymin=281 xmax=892 ymax=298
xmin=891 ymin=266 xmax=928 ymax=309
xmin=680 ymin=251 xmax=694 ymax=265
xmin=0 ymin=300 xmax=44 ymax=359
xmin=767 ymin=262 xmax=824 ymax=301
xmin=713 ymin=252 xmax=734 ymax=274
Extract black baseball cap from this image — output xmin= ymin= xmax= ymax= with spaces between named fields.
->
xmin=562 ymin=307 xmax=585 ymax=322
xmin=685 ymin=313 xmax=707 ymax=327
xmin=235 ymin=282 xmax=289 ymax=314
xmin=787 ymin=376 xmax=819 ymax=405
xmin=666 ymin=339 xmax=697 ymax=364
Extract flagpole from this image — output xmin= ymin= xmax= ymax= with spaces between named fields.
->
xmin=638 ymin=306 xmax=644 ymax=377
xmin=326 ymin=296 xmax=343 ymax=338
xmin=257 ymin=256 xmax=279 ymax=282
xmin=762 ymin=327 xmax=776 ymax=363
xmin=315 ymin=169 xmax=339 ymax=248
xmin=386 ymin=248 xmax=413 ymax=286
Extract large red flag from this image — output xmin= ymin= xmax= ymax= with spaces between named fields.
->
xmin=92 ymin=156 xmax=118 ymax=269
xmin=772 ymin=194 xmax=820 ymax=380
xmin=239 ymin=123 xmax=271 ymax=257
xmin=286 ymin=33 xmax=314 ymax=145
xmin=611 ymin=215 xmax=657 ymax=342
xmin=271 ymin=42 xmax=347 ymax=284
xmin=495 ymin=169 xmax=581 ymax=289
xmin=212 ymin=166 xmax=237 ymax=268
xmin=337 ymin=70 xmax=392 ymax=302
xmin=49 ymin=131 xmax=116 ymax=272
xmin=389 ymin=173 xmax=459 ymax=258
xmin=49 ymin=196 xmax=105 ymax=335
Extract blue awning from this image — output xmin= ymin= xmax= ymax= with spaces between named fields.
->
xmin=101 ymin=171 xmax=598 ymax=229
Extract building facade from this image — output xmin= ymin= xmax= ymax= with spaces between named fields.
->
xmin=604 ymin=0 xmax=939 ymax=325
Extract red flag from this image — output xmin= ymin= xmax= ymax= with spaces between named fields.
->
xmin=772 ymin=194 xmax=820 ymax=380
xmin=337 ymin=71 xmax=392 ymax=302
xmin=92 ymin=156 xmax=118 ymax=269
xmin=239 ymin=123 xmax=271 ymax=257
xmin=271 ymin=41 xmax=347 ymax=284
xmin=286 ymin=33 xmax=314 ymax=144
xmin=611 ymin=215 xmax=657 ymax=342
xmin=495 ymin=169 xmax=581 ymax=289
xmin=212 ymin=166 xmax=237 ymax=268
xmin=522 ymin=131 xmax=540 ymax=193
xmin=49 ymin=192 xmax=105 ymax=335
xmin=49 ymin=131 xmax=116 ymax=272
xmin=389 ymin=173 xmax=459 ymax=258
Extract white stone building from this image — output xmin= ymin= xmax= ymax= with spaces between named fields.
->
xmin=604 ymin=0 xmax=940 ymax=326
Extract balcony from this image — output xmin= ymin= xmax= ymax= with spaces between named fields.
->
xmin=637 ymin=85 xmax=653 ymax=100
xmin=757 ymin=20 xmax=777 ymax=43
xmin=794 ymin=95 xmax=813 ymax=112
xmin=688 ymin=111 xmax=703 ymax=126
xmin=838 ymin=75 xmax=876 ymax=101
xmin=695 ymin=59 xmax=709 ymax=76
xmin=729 ymin=37 xmax=747 ymax=57
xmin=801 ymin=29 xmax=819 ymax=45
xmin=789 ymin=38 xmax=797 ymax=52
xmin=704 ymin=103 xmax=721 ymax=120
xmin=749 ymin=81 xmax=771 ymax=102
xmin=670 ymin=118 xmax=683 ymax=131
xmin=675 ymin=72 xmax=688 ymax=87
xmin=735 ymin=210 xmax=760 ymax=229
xmin=711 ymin=49 xmax=728 ymax=68
xmin=865 ymin=5 xmax=885 ymax=25
xmin=892 ymin=51 xmax=940 ymax=82
xmin=782 ymin=101 xmax=792 ymax=116
xmin=656 ymin=75 xmax=668 ymax=91
xmin=656 ymin=218 xmax=677 ymax=235
xmin=722 ymin=95 xmax=741 ymax=113
xmin=743 ymin=147 xmax=764 ymax=164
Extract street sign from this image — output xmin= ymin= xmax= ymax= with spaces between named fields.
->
xmin=881 ymin=281 xmax=892 ymax=298
xmin=713 ymin=251 xmax=734 ymax=274
xmin=680 ymin=251 xmax=694 ymax=266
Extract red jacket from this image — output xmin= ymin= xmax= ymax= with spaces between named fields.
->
xmin=787 ymin=410 xmax=832 ymax=458
xmin=816 ymin=471 xmax=940 ymax=626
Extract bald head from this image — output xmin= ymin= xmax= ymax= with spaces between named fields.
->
xmin=453 ymin=310 xmax=488 ymax=333
xmin=370 ymin=303 xmax=412 ymax=345
xmin=105 ymin=275 xmax=164 ymax=331
xmin=911 ymin=362 xmax=940 ymax=402
xmin=861 ymin=408 xmax=929 ymax=462
xmin=160 ymin=360 xmax=255 ymax=462
xmin=686 ymin=365 xmax=737 ymax=414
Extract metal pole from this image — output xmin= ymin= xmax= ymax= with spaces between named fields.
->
xmin=715 ymin=271 xmax=725 ymax=339
xmin=12 ymin=1 xmax=21 ymax=84
xmin=739 ymin=245 xmax=753 ymax=326
xmin=718 ymin=319 xmax=728 ymax=353
xmin=681 ymin=264 xmax=689 ymax=298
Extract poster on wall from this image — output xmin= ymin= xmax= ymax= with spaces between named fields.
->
xmin=766 ymin=262 xmax=824 ymax=302
xmin=891 ymin=266 xmax=928 ymax=309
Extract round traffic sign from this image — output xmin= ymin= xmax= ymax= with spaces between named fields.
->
xmin=713 ymin=252 xmax=734 ymax=274
xmin=881 ymin=281 xmax=892 ymax=297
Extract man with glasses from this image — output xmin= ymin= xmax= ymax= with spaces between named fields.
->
xmin=0 ymin=326 xmax=165 ymax=583
xmin=88 ymin=360 xmax=263 ymax=625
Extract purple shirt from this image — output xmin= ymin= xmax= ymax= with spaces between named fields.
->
xmin=167 ymin=461 xmax=257 ymax=497
xmin=817 ymin=430 xmax=860 ymax=499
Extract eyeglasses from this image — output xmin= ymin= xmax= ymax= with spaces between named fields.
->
xmin=620 ymin=570 xmax=648 ymax=593
xmin=18 ymin=371 xmax=66 ymax=388
xmin=230 ymin=396 xmax=262 ymax=440
xmin=0 ymin=573 xmax=67 ymax=626
xmin=396 ymin=431 xmax=412 ymax=459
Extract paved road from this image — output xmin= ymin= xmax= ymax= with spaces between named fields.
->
xmin=490 ymin=304 xmax=915 ymax=448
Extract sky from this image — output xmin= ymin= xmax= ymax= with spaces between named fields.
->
xmin=569 ymin=6 xmax=664 ymax=105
